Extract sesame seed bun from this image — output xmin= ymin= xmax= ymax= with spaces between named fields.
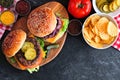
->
xmin=27 ymin=7 xmax=57 ymax=37
xmin=2 ymin=29 xmax=26 ymax=57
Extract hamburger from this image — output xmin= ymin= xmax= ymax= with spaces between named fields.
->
xmin=27 ymin=7 xmax=69 ymax=43
xmin=2 ymin=29 xmax=45 ymax=73
xmin=2 ymin=5 xmax=69 ymax=73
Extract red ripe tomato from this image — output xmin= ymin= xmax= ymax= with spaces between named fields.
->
xmin=68 ymin=0 xmax=92 ymax=18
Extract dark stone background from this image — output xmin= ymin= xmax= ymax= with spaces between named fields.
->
xmin=0 ymin=0 xmax=120 ymax=80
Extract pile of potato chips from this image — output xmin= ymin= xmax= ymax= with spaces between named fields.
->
xmin=83 ymin=14 xmax=118 ymax=49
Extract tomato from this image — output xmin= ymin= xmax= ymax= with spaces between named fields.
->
xmin=68 ymin=0 xmax=92 ymax=18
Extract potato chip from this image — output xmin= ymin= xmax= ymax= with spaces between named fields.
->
xmin=88 ymin=30 xmax=95 ymax=39
xmin=95 ymin=17 xmax=109 ymax=33
xmin=100 ymin=37 xmax=115 ymax=44
xmin=84 ymin=27 xmax=92 ymax=42
xmin=91 ymin=14 xmax=101 ymax=26
xmin=94 ymin=36 xmax=101 ymax=43
xmin=84 ymin=27 xmax=89 ymax=37
xmin=90 ymin=41 xmax=103 ymax=48
xmin=84 ymin=34 xmax=92 ymax=43
xmin=83 ymin=14 xmax=118 ymax=49
xmin=84 ymin=16 xmax=91 ymax=27
xmin=89 ymin=23 xmax=93 ymax=30
xmin=107 ymin=21 xmax=118 ymax=37
xmin=99 ymin=32 xmax=109 ymax=40
xmin=92 ymin=26 xmax=99 ymax=35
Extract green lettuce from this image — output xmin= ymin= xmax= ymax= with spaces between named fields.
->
xmin=36 ymin=38 xmax=44 ymax=49
xmin=61 ymin=19 xmax=69 ymax=32
xmin=10 ymin=57 xmax=16 ymax=64
xmin=27 ymin=66 xmax=40 ymax=74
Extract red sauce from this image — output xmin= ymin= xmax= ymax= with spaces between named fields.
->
xmin=15 ymin=0 xmax=31 ymax=16
xmin=68 ymin=19 xmax=82 ymax=36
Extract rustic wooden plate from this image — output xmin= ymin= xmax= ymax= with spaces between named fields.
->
xmin=12 ymin=1 xmax=69 ymax=67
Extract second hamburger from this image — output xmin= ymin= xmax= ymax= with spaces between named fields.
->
xmin=27 ymin=7 xmax=69 ymax=43
xmin=2 ymin=29 xmax=45 ymax=73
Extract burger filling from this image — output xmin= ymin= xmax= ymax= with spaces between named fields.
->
xmin=15 ymin=37 xmax=41 ymax=66
xmin=43 ymin=17 xmax=62 ymax=39
xmin=44 ymin=18 xmax=69 ymax=43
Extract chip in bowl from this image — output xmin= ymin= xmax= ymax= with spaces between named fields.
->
xmin=82 ymin=13 xmax=119 ymax=49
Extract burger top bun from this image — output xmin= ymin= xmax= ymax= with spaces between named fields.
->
xmin=2 ymin=29 xmax=26 ymax=57
xmin=27 ymin=7 xmax=57 ymax=37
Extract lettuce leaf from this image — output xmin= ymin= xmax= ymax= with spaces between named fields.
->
xmin=36 ymin=37 xmax=47 ymax=58
xmin=27 ymin=66 xmax=40 ymax=74
xmin=36 ymin=38 xmax=44 ymax=49
xmin=10 ymin=57 xmax=16 ymax=64
xmin=61 ymin=19 xmax=69 ymax=32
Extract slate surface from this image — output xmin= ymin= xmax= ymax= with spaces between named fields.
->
xmin=0 ymin=0 xmax=120 ymax=80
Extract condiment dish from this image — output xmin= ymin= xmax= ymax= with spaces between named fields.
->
xmin=92 ymin=0 xmax=120 ymax=16
xmin=67 ymin=19 xmax=82 ymax=36
xmin=15 ymin=0 xmax=31 ymax=16
xmin=0 ymin=10 xmax=15 ymax=26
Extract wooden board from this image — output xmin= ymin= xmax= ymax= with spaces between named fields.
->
xmin=38 ymin=1 xmax=69 ymax=66
xmin=12 ymin=1 xmax=69 ymax=67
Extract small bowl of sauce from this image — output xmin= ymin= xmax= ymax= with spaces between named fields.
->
xmin=15 ymin=0 xmax=31 ymax=16
xmin=0 ymin=10 xmax=15 ymax=25
xmin=67 ymin=19 xmax=82 ymax=36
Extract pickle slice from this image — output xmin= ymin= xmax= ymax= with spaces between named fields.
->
xmin=112 ymin=1 xmax=119 ymax=11
xmin=109 ymin=2 xmax=114 ymax=11
xmin=103 ymin=4 xmax=110 ymax=12
xmin=21 ymin=42 xmax=34 ymax=52
xmin=24 ymin=48 xmax=36 ymax=60
xmin=97 ymin=0 xmax=107 ymax=9
xmin=115 ymin=0 xmax=120 ymax=6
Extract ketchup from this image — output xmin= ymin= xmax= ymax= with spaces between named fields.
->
xmin=68 ymin=19 xmax=82 ymax=36
xmin=15 ymin=0 xmax=31 ymax=16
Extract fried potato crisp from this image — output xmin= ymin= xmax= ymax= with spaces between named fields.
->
xmin=91 ymin=14 xmax=101 ymax=26
xmin=107 ymin=21 xmax=118 ymax=37
xmin=83 ymin=14 xmax=118 ymax=48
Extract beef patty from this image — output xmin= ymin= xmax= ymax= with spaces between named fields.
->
xmin=15 ymin=37 xmax=41 ymax=66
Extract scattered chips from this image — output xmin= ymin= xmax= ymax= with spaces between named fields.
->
xmin=83 ymin=14 xmax=118 ymax=48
